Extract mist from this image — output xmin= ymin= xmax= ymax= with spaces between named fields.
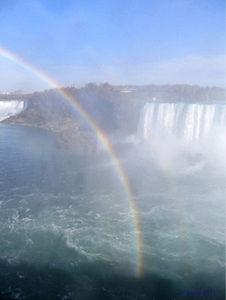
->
xmin=0 ymin=83 xmax=225 ymax=299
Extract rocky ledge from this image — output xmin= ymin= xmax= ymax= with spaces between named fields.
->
xmin=2 ymin=109 xmax=97 ymax=155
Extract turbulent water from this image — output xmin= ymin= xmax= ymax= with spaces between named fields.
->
xmin=0 ymin=102 xmax=225 ymax=299
xmin=0 ymin=100 xmax=27 ymax=121
xmin=138 ymin=103 xmax=226 ymax=141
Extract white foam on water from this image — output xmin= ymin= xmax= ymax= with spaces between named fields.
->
xmin=0 ymin=100 xmax=27 ymax=121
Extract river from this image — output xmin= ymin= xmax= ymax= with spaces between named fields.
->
xmin=0 ymin=104 xmax=225 ymax=299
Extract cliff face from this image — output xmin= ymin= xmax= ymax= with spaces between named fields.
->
xmin=1 ymin=84 xmax=225 ymax=153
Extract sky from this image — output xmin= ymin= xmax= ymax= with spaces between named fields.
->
xmin=0 ymin=0 xmax=225 ymax=93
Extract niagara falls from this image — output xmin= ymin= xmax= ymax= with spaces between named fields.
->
xmin=0 ymin=1 xmax=225 ymax=299
xmin=0 ymin=100 xmax=27 ymax=121
xmin=0 ymin=84 xmax=225 ymax=299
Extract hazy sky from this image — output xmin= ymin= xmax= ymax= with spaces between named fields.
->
xmin=0 ymin=0 xmax=225 ymax=93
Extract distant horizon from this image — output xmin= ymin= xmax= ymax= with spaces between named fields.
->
xmin=0 ymin=82 xmax=225 ymax=97
xmin=0 ymin=1 xmax=224 ymax=94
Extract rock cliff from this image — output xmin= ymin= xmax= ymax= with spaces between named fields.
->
xmin=1 ymin=84 xmax=225 ymax=153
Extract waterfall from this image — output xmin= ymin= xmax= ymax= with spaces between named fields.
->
xmin=0 ymin=100 xmax=27 ymax=121
xmin=137 ymin=103 xmax=226 ymax=142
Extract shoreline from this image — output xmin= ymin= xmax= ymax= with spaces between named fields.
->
xmin=1 ymin=115 xmax=97 ymax=154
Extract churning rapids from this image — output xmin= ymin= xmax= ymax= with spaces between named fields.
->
xmin=0 ymin=102 xmax=225 ymax=299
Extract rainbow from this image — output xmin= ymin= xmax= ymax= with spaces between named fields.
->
xmin=138 ymin=127 xmax=194 ymax=276
xmin=0 ymin=46 xmax=144 ymax=277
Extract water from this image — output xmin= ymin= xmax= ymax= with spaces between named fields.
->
xmin=0 ymin=102 xmax=225 ymax=299
xmin=0 ymin=101 xmax=27 ymax=121
xmin=138 ymin=103 xmax=225 ymax=141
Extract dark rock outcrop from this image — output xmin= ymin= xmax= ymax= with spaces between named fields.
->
xmin=1 ymin=84 xmax=225 ymax=153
